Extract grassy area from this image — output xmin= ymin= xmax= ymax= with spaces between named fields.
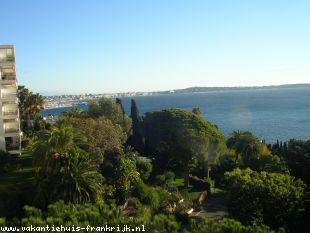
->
xmin=0 ymin=152 xmax=34 ymax=190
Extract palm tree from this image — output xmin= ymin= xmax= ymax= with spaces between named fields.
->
xmin=30 ymin=125 xmax=87 ymax=174
xmin=52 ymin=149 xmax=104 ymax=203
xmin=29 ymin=124 xmax=103 ymax=204
xmin=18 ymin=86 xmax=44 ymax=131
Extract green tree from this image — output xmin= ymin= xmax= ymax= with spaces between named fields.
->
xmin=115 ymin=156 xmax=140 ymax=201
xmin=143 ymin=109 xmax=227 ymax=186
xmin=129 ymin=99 xmax=144 ymax=152
xmin=18 ymin=86 xmax=44 ymax=132
xmin=134 ymin=157 xmax=152 ymax=182
xmin=62 ymin=117 xmax=126 ymax=164
xmin=224 ymin=168 xmax=305 ymax=230
xmin=29 ymin=125 xmax=103 ymax=205
xmin=88 ymin=97 xmax=132 ymax=137
xmin=186 ymin=218 xmax=283 ymax=233
xmin=116 ymin=98 xmax=125 ymax=115
xmin=21 ymin=201 xmax=126 ymax=230
xmin=285 ymin=139 xmax=310 ymax=185
xmin=227 ymin=131 xmax=274 ymax=171
xmin=192 ymin=107 xmax=202 ymax=116
xmin=30 ymin=125 xmax=87 ymax=174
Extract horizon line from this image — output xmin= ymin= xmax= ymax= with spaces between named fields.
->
xmin=39 ymin=82 xmax=310 ymax=97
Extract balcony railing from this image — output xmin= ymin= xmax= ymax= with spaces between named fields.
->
xmin=3 ymin=110 xmax=18 ymax=116
xmin=1 ymin=93 xmax=17 ymax=99
xmin=4 ymin=128 xmax=19 ymax=134
xmin=6 ymin=144 xmax=20 ymax=151
xmin=1 ymin=75 xmax=16 ymax=81
xmin=0 ymin=57 xmax=15 ymax=63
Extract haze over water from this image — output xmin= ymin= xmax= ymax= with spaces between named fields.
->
xmin=42 ymin=87 xmax=310 ymax=143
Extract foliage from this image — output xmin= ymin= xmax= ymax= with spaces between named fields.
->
xmin=0 ymin=150 xmax=16 ymax=173
xmin=285 ymin=139 xmax=310 ymax=185
xmin=185 ymin=218 xmax=284 ymax=233
xmin=19 ymin=201 xmax=180 ymax=233
xmin=18 ymin=86 xmax=44 ymax=132
xmin=128 ymin=99 xmax=144 ymax=152
xmin=155 ymin=171 xmax=180 ymax=192
xmin=0 ymin=152 xmax=35 ymax=218
xmin=263 ymin=155 xmax=289 ymax=174
xmin=147 ymin=214 xmax=180 ymax=233
xmin=35 ymin=150 xmax=104 ymax=205
xmin=144 ymin=108 xmax=227 ymax=186
xmin=192 ymin=107 xmax=202 ymax=116
xmin=224 ymin=168 xmax=305 ymax=230
xmin=88 ymin=97 xmax=132 ymax=136
xmin=62 ymin=117 xmax=126 ymax=163
xmin=211 ymin=151 xmax=238 ymax=185
xmin=61 ymin=107 xmax=87 ymax=118
xmin=29 ymin=125 xmax=103 ymax=205
xmin=20 ymin=200 xmax=126 ymax=231
xmin=30 ymin=125 xmax=87 ymax=174
xmin=132 ymin=180 xmax=160 ymax=210
xmin=114 ymin=156 xmax=140 ymax=201
xmin=115 ymin=98 xmax=125 ymax=115
xmin=227 ymin=131 xmax=277 ymax=171
xmin=189 ymin=175 xmax=214 ymax=195
xmin=134 ymin=156 xmax=152 ymax=182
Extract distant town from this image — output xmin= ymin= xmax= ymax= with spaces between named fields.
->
xmin=43 ymin=83 xmax=310 ymax=109
xmin=43 ymin=91 xmax=155 ymax=109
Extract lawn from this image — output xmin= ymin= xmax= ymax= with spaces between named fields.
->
xmin=0 ymin=152 xmax=34 ymax=190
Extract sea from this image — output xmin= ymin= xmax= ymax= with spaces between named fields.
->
xmin=42 ymin=87 xmax=310 ymax=143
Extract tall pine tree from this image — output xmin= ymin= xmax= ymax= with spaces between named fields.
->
xmin=129 ymin=99 xmax=144 ymax=153
xmin=116 ymin=98 xmax=125 ymax=115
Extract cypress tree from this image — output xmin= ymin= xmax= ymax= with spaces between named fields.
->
xmin=283 ymin=142 xmax=288 ymax=156
xmin=192 ymin=107 xmax=202 ymax=116
xmin=116 ymin=98 xmax=125 ymax=115
xmin=130 ymin=99 xmax=144 ymax=152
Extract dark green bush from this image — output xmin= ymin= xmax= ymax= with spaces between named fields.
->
xmin=0 ymin=150 xmax=16 ymax=173
xmin=189 ymin=175 xmax=214 ymax=195
xmin=132 ymin=181 xmax=160 ymax=210
xmin=224 ymin=168 xmax=305 ymax=230
xmin=186 ymin=218 xmax=284 ymax=233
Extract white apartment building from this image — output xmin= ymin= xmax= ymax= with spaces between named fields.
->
xmin=0 ymin=45 xmax=21 ymax=155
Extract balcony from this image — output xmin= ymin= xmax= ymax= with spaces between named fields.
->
xmin=3 ymin=110 xmax=18 ymax=116
xmin=5 ymin=136 xmax=20 ymax=152
xmin=6 ymin=144 xmax=20 ymax=151
xmin=0 ymin=57 xmax=15 ymax=63
xmin=1 ymin=75 xmax=16 ymax=81
xmin=1 ymin=93 xmax=17 ymax=99
xmin=4 ymin=127 xmax=19 ymax=134
xmin=1 ymin=84 xmax=16 ymax=89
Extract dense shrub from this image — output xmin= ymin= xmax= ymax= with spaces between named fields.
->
xmin=0 ymin=187 xmax=33 ymax=218
xmin=285 ymin=139 xmax=310 ymax=185
xmin=189 ymin=175 xmax=214 ymax=194
xmin=20 ymin=201 xmax=126 ymax=230
xmin=2 ymin=200 xmax=287 ymax=233
xmin=185 ymin=218 xmax=284 ymax=233
xmin=0 ymin=150 xmax=16 ymax=173
xmin=147 ymin=214 xmax=180 ymax=233
xmin=134 ymin=157 xmax=152 ymax=182
xmin=132 ymin=181 xmax=160 ymax=210
xmin=224 ymin=168 xmax=305 ymax=230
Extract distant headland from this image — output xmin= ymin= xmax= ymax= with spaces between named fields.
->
xmin=158 ymin=83 xmax=310 ymax=95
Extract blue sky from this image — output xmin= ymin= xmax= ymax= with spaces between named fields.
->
xmin=1 ymin=0 xmax=309 ymax=95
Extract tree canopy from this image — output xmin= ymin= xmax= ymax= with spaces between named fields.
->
xmin=224 ymin=168 xmax=305 ymax=230
xmin=18 ymin=86 xmax=44 ymax=132
xmin=143 ymin=108 xmax=227 ymax=186
xmin=88 ymin=97 xmax=131 ymax=136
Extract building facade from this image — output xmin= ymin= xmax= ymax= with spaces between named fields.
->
xmin=0 ymin=45 xmax=21 ymax=155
